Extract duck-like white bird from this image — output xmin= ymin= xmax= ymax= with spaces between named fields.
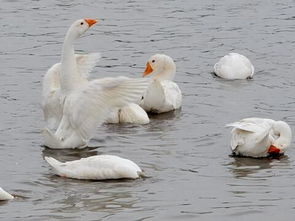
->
xmin=42 ymin=52 xmax=101 ymax=130
xmin=105 ymin=103 xmax=150 ymax=124
xmin=42 ymin=19 xmax=150 ymax=149
xmin=0 ymin=187 xmax=13 ymax=201
xmin=214 ymin=53 xmax=254 ymax=79
xmin=45 ymin=155 xmax=142 ymax=180
xmin=226 ymin=118 xmax=292 ymax=158
xmin=140 ymin=54 xmax=182 ymax=113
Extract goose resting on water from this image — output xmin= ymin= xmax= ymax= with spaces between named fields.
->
xmin=140 ymin=54 xmax=182 ymax=113
xmin=226 ymin=118 xmax=292 ymax=158
xmin=42 ymin=19 xmax=150 ymax=149
xmin=45 ymin=155 xmax=142 ymax=180
xmin=214 ymin=53 xmax=254 ymax=79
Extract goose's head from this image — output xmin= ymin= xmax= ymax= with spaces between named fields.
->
xmin=143 ymin=54 xmax=176 ymax=80
xmin=268 ymin=121 xmax=292 ymax=155
xmin=67 ymin=18 xmax=97 ymax=40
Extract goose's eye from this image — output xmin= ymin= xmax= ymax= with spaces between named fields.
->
xmin=152 ymin=60 xmax=155 ymax=63
xmin=80 ymin=22 xmax=84 ymax=25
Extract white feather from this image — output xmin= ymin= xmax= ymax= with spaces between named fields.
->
xmin=45 ymin=155 xmax=142 ymax=180
xmin=45 ymin=77 xmax=150 ymax=149
xmin=0 ymin=187 xmax=13 ymax=200
xmin=42 ymin=53 xmax=101 ymax=130
xmin=214 ymin=53 xmax=254 ymax=79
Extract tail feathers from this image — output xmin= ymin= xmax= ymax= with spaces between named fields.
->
xmin=0 ymin=187 xmax=14 ymax=200
xmin=225 ymin=123 xmax=238 ymax=128
xmin=45 ymin=157 xmax=62 ymax=168
xmin=45 ymin=157 xmax=63 ymax=176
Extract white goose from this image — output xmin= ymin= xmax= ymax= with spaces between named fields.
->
xmin=140 ymin=54 xmax=182 ymax=113
xmin=105 ymin=103 xmax=150 ymax=124
xmin=42 ymin=19 xmax=100 ymax=130
xmin=226 ymin=118 xmax=292 ymax=158
xmin=0 ymin=187 xmax=13 ymax=201
xmin=45 ymin=155 xmax=142 ymax=180
xmin=42 ymin=19 xmax=150 ymax=149
xmin=42 ymin=52 xmax=101 ymax=130
xmin=214 ymin=53 xmax=254 ymax=79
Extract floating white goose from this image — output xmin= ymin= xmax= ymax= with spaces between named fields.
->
xmin=105 ymin=103 xmax=150 ymax=124
xmin=0 ymin=187 xmax=13 ymax=201
xmin=140 ymin=54 xmax=182 ymax=113
xmin=214 ymin=53 xmax=254 ymax=79
xmin=42 ymin=19 xmax=150 ymax=149
xmin=226 ymin=118 xmax=292 ymax=158
xmin=45 ymin=155 xmax=142 ymax=180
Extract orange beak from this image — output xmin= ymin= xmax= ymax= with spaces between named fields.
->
xmin=268 ymin=145 xmax=280 ymax=154
xmin=84 ymin=18 xmax=97 ymax=27
xmin=143 ymin=62 xmax=153 ymax=77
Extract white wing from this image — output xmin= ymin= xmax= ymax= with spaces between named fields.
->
xmin=42 ymin=63 xmax=63 ymax=129
xmin=75 ymin=53 xmax=101 ymax=79
xmin=64 ymin=77 xmax=150 ymax=139
xmin=226 ymin=118 xmax=273 ymax=150
xmin=42 ymin=53 xmax=100 ymax=129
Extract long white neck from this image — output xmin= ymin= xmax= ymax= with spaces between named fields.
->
xmin=273 ymin=121 xmax=292 ymax=149
xmin=60 ymin=29 xmax=81 ymax=95
xmin=154 ymin=61 xmax=176 ymax=81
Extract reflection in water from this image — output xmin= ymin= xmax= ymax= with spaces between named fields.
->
xmin=227 ymin=155 xmax=290 ymax=178
xmin=42 ymin=147 xmax=99 ymax=162
xmin=48 ymin=182 xmax=139 ymax=214
xmin=1 ymin=0 xmax=295 ymax=219
xmin=148 ymin=109 xmax=182 ymax=121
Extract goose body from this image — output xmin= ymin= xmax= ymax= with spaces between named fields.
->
xmin=42 ymin=19 xmax=149 ymax=149
xmin=106 ymin=103 xmax=150 ymax=124
xmin=45 ymin=155 xmax=142 ymax=180
xmin=214 ymin=53 xmax=254 ymax=79
xmin=42 ymin=53 xmax=101 ymax=130
xmin=226 ymin=118 xmax=292 ymax=158
xmin=140 ymin=54 xmax=182 ymax=113
xmin=0 ymin=187 xmax=13 ymax=200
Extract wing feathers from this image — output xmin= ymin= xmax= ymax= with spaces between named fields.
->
xmin=64 ymin=77 xmax=150 ymax=139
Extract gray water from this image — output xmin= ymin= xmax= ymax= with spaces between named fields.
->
xmin=1 ymin=0 xmax=295 ymax=220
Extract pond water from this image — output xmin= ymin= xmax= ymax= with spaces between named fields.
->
xmin=0 ymin=0 xmax=295 ymax=220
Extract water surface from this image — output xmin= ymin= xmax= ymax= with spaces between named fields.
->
xmin=1 ymin=0 xmax=295 ymax=220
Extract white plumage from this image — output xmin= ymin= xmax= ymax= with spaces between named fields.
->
xmin=106 ymin=103 xmax=150 ymax=124
xmin=214 ymin=53 xmax=254 ymax=79
xmin=0 ymin=187 xmax=13 ymax=201
xmin=226 ymin=118 xmax=292 ymax=158
xmin=42 ymin=53 xmax=101 ymax=130
xmin=42 ymin=19 xmax=150 ymax=149
xmin=140 ymin=54 xmax=182 ymax=113
xmin=45 ymin=155 xmax=142 ymax=180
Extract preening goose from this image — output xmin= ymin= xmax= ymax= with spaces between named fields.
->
xmin=226 ymin=118 xmax=292 ymax=158
xmin=140 ymin=54 xmax=182 ymax=113
xmin=214 ymin=53 xmax=254 ymax=79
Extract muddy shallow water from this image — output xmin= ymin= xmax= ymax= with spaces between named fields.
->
xmin=1 ymin=0 xmax=295 ymax=220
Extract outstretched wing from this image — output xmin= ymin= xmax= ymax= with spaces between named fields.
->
xmin=64 ymin=77 xmax=150 ymax=139
xmin=76 ymin=53 xmax=101 ymax=79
